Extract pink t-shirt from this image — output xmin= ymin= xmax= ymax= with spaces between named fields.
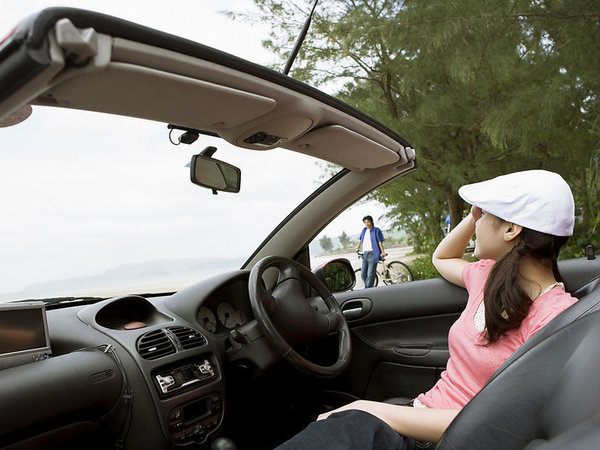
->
xmin=417 ymin=259 xmax=576 ymax=409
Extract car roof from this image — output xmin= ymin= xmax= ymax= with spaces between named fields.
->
xmin=0 ymin=7 xmax=415 ymax=173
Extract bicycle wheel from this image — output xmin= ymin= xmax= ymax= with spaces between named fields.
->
xmin=353 ymin=268 xmax=379 ymax=289
xmin=382 ymin=261 xmax=413 ymax=284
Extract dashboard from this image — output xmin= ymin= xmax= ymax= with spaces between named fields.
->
xmin=0 ymin=269 xmax=258 ymax=449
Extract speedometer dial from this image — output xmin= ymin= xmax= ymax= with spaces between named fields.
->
xmin=198 ymin=306 xmax=217 ymax=333
xmin=217 ymin=302 xmax=243 ymax=328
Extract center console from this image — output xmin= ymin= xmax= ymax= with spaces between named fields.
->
xmin=78 ymin=296 xmax=228 ymax=447
xmin=153 ymin=358 xmax=224 ymax=445
xmin=168 ymin=391 xmax=223 ymax=444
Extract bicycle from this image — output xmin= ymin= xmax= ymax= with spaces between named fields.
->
xmin=354 ymin=251 xmax=413 ymax=289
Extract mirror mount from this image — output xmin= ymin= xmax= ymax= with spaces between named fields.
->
xmin=167 ymin=124 xmax=201 ymax=145
xmin=200 ymin=146 xmax=217 ymax=158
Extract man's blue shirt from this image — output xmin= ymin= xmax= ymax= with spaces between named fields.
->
xmin=359 ymin=227 xmax=385 ymax=261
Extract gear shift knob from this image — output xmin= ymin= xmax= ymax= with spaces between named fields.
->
xmin=211 ymin=437 xmax=237 ymax=450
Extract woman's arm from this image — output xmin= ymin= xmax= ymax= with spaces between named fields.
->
xmin=317 ymin=400 xmax=459 ymax=443
xmin=432 ymin=206 xmax=481 ymax=287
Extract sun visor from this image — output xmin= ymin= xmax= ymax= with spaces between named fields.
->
xmin=35 ymin=63 xmax=277 ymax=131
xmin=289 ymin=125 xmax=401 ymax=171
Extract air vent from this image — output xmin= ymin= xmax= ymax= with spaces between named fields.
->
xmin=168 ymin=326 xmax=207 ymax=350
xmin=137 ymin=329 xmax=176 ymax=360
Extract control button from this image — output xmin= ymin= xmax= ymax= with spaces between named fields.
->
xmin=156 ymin=374 xmax=176 ymax=394
xmin=170 ymin=421 xmax=183 ymax=430
xmin=187 ymin=430 xmax=201 ymax=441
xmin=230 ymin=329 xmax=247 ymax=344
xmin=169 ymin=409 xmax=183 ymax=421
xmin=174 ymin=432 xmax=187 ymax=443
xmin=198 ymin=360 xmax=214 ymax=376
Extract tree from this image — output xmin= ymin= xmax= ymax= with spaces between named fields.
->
xmin=338 ymin=231 xmax=352 ymax=248
xmin=236 ymin=0 xmax=600 ymax=254
xmin=319 ymin=235 xmax=334 ymax=252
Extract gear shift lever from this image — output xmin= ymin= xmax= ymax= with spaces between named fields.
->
xmin=211 ymin=437 xmax=237 ymax=450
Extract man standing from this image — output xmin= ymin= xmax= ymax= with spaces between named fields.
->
xmin=355 ymin=215 xmax=387 ymax=288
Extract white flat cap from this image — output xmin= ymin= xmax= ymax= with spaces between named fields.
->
xmin=458 ymin=170 xmax=575 ymax=236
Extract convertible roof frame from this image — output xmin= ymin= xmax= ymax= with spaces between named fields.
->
xmin=0 ymin=8 xmax=415 ymax=172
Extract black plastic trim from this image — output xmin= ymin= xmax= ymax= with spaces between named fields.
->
xmin=0 ymin=13 xmax=53 ymax=104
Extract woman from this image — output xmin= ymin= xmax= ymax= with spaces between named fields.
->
xmin=277 ymin=170 xmax=577 ymax=449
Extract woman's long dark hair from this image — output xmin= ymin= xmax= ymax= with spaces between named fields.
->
xmin=483 ymin=227 xmax=569 ymax=344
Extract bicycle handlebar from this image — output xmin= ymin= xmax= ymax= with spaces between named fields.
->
xmin=356 ymin=250 xmax=386 ymax=261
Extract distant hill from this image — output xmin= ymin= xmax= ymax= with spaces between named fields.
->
xmin=0 ymin=256 xmax=246 ymax=302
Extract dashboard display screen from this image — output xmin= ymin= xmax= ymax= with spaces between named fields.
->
xmin=0 ymin=307 xmax=48 ymax=354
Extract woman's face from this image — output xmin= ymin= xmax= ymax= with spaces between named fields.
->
xmin=474 ymin=211 xmax=516 ymax=260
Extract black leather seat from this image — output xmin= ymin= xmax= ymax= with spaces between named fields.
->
xmin=386 ymin=283 xmax=600 ymax=410
xmin=436 ymin=297 xmax=600 ymax=449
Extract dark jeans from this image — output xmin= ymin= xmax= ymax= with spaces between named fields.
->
xmin=275 ymin=410 xmax=415 ymax=450
xmin=361 ymin=252 xmax=378 ymax=288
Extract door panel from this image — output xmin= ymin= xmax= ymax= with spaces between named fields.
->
xmin=327 ymin=256 xmax=600 ymax=402
xmin=364 ymin=362 xmax=440 ymax=401
xmin=333 ymin=278 xmax=468 ymax=400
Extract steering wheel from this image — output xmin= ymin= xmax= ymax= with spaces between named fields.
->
xmin=248 ymin=256 xmax=351 ymax=377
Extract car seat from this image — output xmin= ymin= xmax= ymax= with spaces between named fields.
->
xmin=436 ymin=305 xmax=600 ymax=449
xmin=386 ymin=282 xmax=600 ymax=409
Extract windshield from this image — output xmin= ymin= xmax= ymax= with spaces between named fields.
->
xmin=0 ymin=107 xmax=327 ymax=302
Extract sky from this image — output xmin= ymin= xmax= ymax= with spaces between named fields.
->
xmin=0 ymin=1 xmax=392 ymax=299
xmin=1 ymin=1 xmax=273 ymax=64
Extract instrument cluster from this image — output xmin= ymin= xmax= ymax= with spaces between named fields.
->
xmin=197 ymin=302 xmax=246 ymax=334
xmin=196 ymin=278 xmax=250 ymax=334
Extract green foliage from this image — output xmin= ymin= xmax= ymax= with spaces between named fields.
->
xmin=322 ymin=261 xmax=354 ymax=292
xmin=408 ymin=255 xmax=440 ymax=281
xmin=319 ymin=235 xmax=334 ymax=252
xmin=237 ymin=0 xmax=600 ymax=251
xmin=560 ymin=232 xmax=598 ymax=260
xmin=338 ymin=231 xmax=352 ymax=248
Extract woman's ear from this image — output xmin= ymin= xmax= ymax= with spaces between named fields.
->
xmin=504 ymin=223 xmax=523 ymax=242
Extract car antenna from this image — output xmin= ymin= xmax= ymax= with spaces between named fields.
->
xmin=282 ymin=0 xmax=319 ymax=75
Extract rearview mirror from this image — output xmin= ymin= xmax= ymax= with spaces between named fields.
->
xmin=190 ymin=154 xmax=241 ymax=194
